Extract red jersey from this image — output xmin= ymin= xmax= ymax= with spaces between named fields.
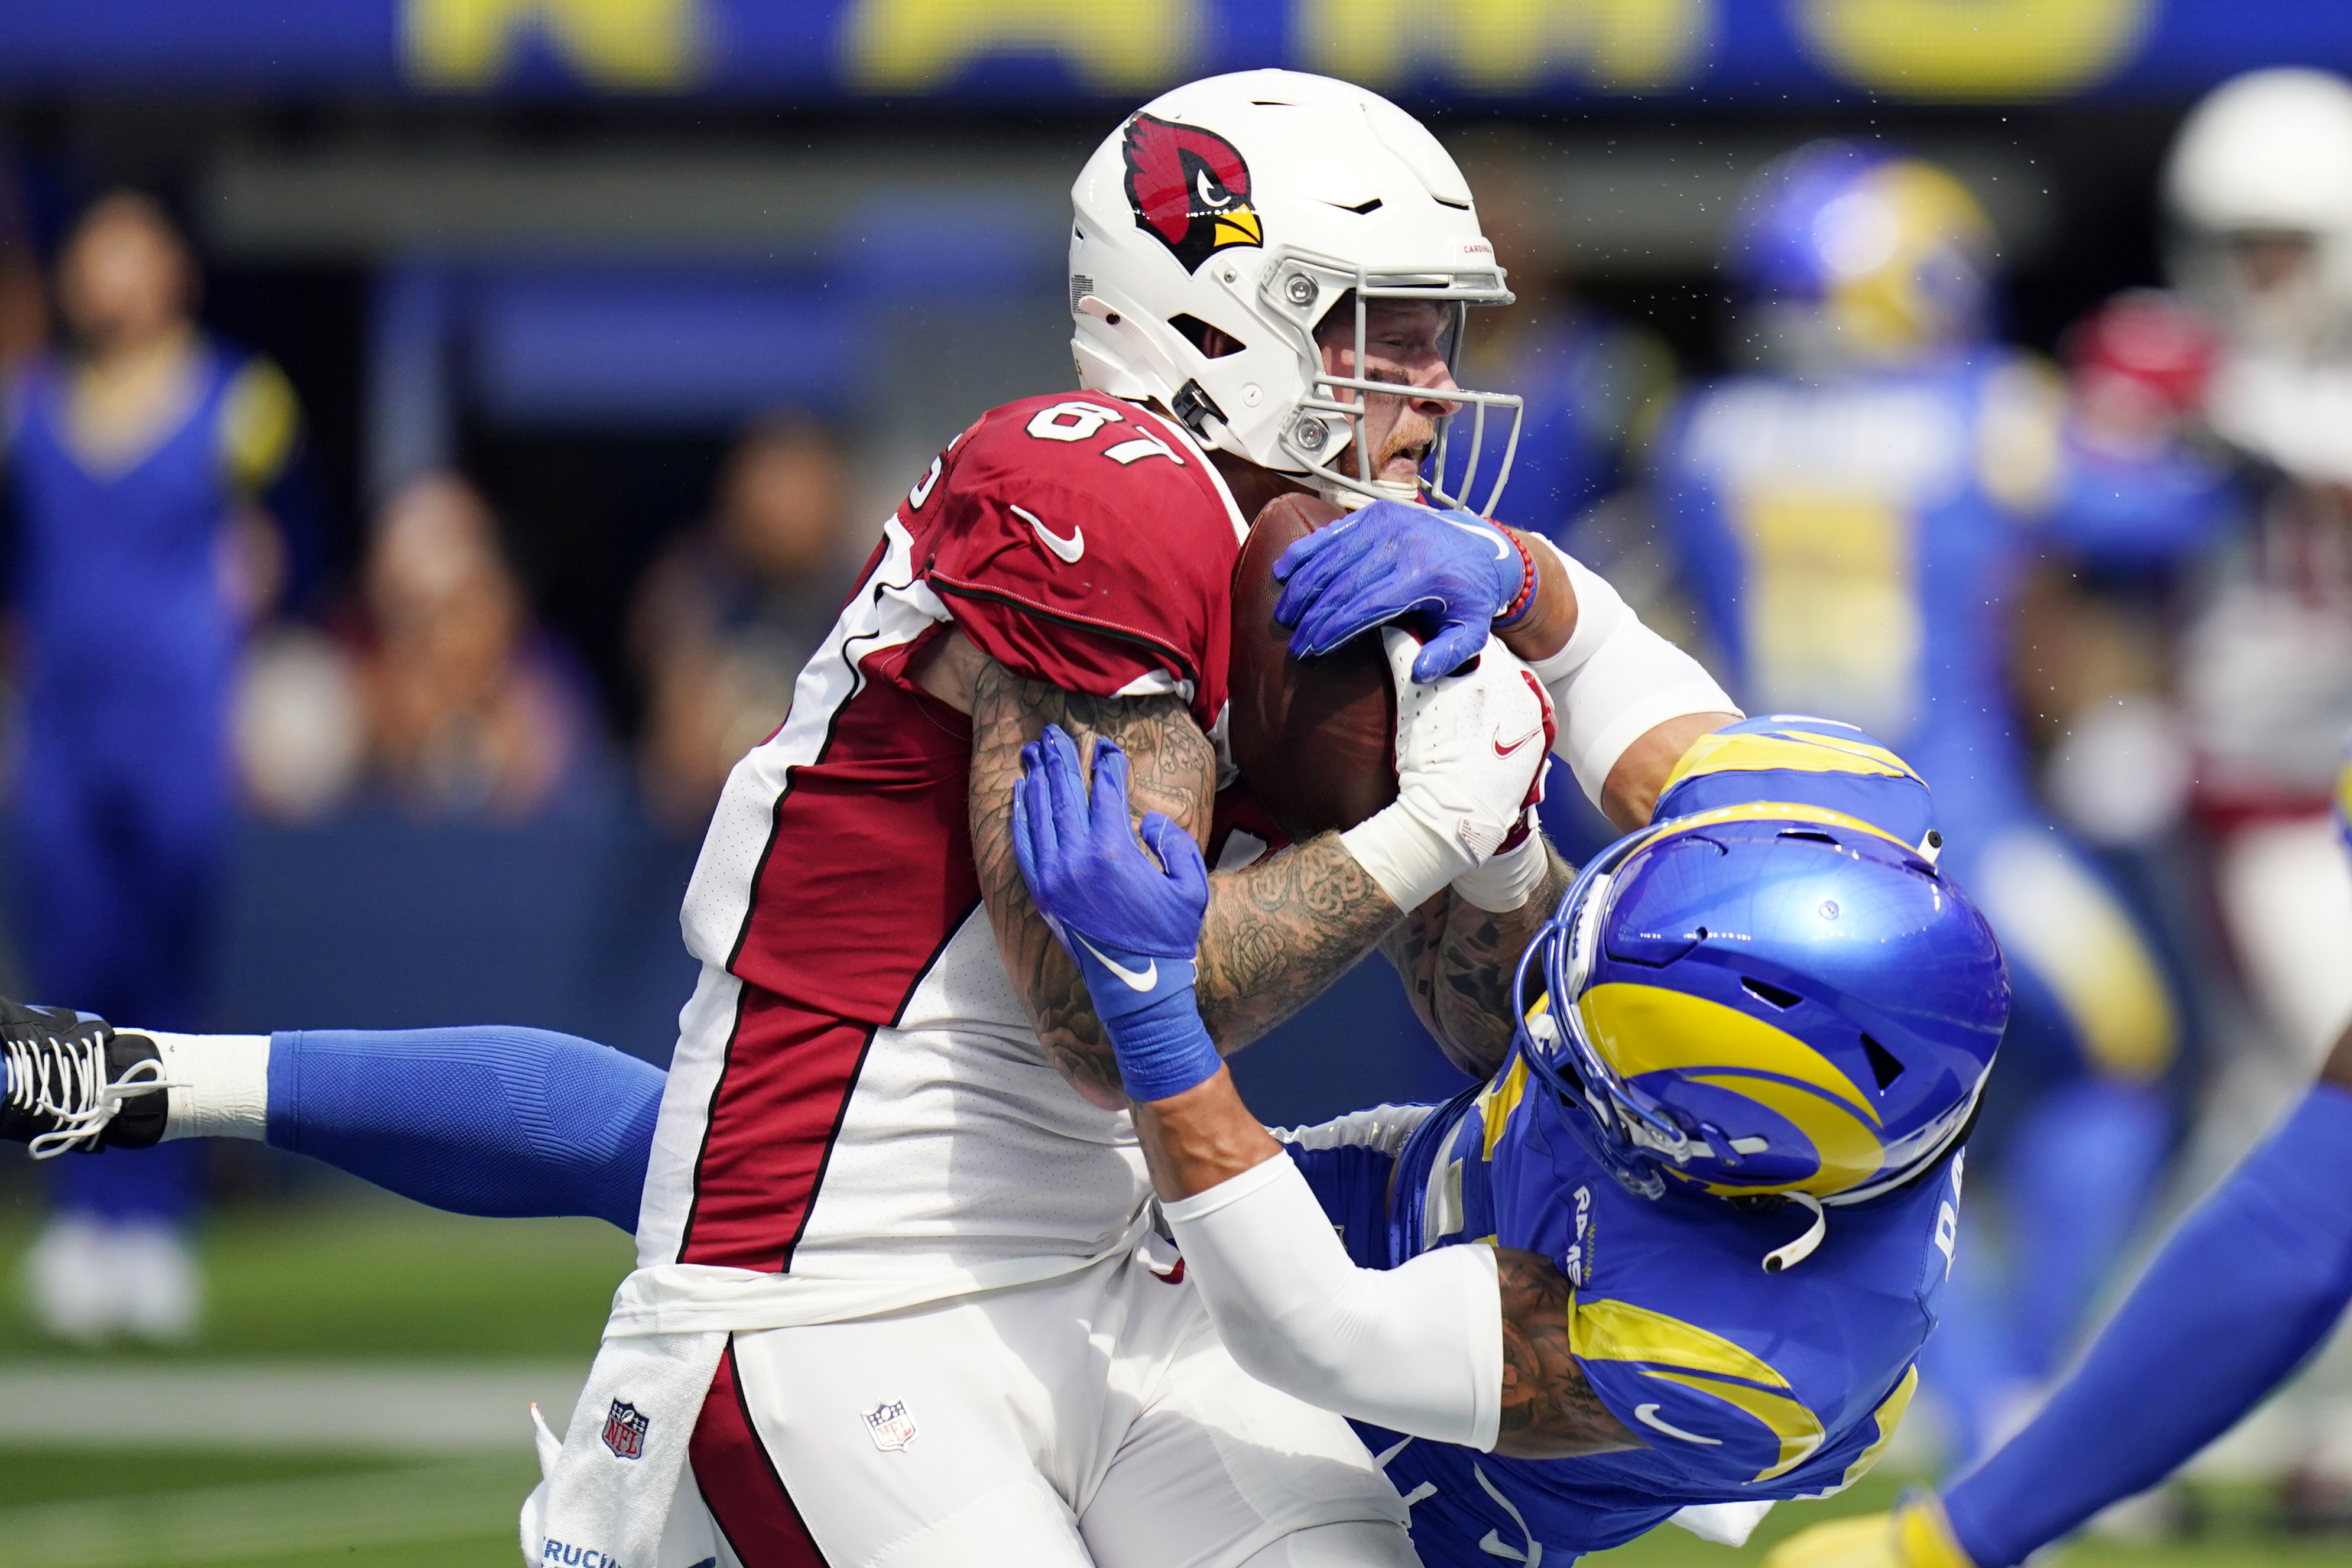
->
xmin=635 ymin=394 xmax=1254 ymax=1306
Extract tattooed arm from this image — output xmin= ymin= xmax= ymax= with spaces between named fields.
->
xmin=1493 ymin=1246 xmax=1644 ymax=1459
xmin=1381 ymin=840 xmax=1578 ymax=1081
xmin=961 ymin=646 xmax=1405 ymax=1108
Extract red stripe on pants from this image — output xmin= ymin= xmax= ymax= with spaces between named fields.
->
xmin=689 ymin=1337 xmax=831 ymax=1568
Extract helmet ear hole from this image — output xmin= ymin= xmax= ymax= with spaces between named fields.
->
xmin=1169 ymin=314 xmax=1245 ymax=358
xmin=1862 ymin=1033 xmax=1906 ymax=1089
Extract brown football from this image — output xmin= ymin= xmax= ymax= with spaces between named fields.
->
xmin=1227 ymin=492 xmax=1399 ymax=842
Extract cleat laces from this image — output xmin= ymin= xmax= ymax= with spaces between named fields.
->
xmin=4 ymin=1027 xmax=181 ymax=1158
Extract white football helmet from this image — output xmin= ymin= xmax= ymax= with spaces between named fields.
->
xmin=1069 ymin=70 xmax=1522 ymax=513
xmin=2165 ymin=67 xmax=2352 ymax=355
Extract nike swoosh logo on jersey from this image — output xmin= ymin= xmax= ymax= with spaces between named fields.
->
xmin=1634 ymin=1404 xmax=1724 ymax=1446
xmin=1493 ymin=723 xmax=1542 ymax=758
xmin=1075 ymin=933 xmax=1158 ymax=992
xmin=1013 ymin=503 xmax=1084 ymax=564
xmin=1438 ymin=514 xmax=1511 ymax=560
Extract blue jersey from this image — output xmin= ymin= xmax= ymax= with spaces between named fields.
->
xmin=6 ymin=340 xmax=298 ymax=742
xmin=1653 ymin=353 xmax=2228 ymax=824
xmin=1290 ymin=1073 xmax=1957 ymax=1564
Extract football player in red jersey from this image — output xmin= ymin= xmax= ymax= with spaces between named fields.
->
xmin=1 ymin=71 xmax=1737 ymax=1568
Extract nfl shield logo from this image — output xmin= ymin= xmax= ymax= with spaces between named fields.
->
xmin=864 ymin=1400 xmax=918 ymax=1452
xmin=602 ymin=1399 xmax=650 ymax=1460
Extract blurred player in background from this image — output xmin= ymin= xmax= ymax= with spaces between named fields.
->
xmin=1649 ymin=142 xmax=2232 ymax=1463
xmin=5 ymin=190 xmax=303 ymax=1344
xmin=2163 ymin=67 xmax=2352 ymax=1199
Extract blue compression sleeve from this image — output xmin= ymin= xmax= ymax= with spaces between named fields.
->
xmin=267 ymin=1027 xmax=664 ymax=1233
xmin=1945 ymin=1084 xmax=2352 ymax=1567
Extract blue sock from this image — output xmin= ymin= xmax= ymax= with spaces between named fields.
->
xmin=1945 ymin=1084 xmax=2352 ymax=1566
xmin=267 ymin=1028 xmax=664 ymax=1233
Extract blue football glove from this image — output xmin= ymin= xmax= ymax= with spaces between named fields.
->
xmin=1011 ymin=725 xmax=1219 ymax=1104
xmin=1271 ymin=499 xmax=1532 ymax=682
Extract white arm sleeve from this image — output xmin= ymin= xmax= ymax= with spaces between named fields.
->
xmin=1524 ymin=535 xmax=1740 ymax=807
xmin=1160 ymin=1152 xmax=1502 ymax=1450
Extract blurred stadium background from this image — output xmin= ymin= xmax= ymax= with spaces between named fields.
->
xmin=2 ymin=1 xmax=2351 ymax=1563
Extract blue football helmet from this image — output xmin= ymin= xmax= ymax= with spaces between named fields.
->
xmin=1511 ymin=801 xmax=2008 ymax=1211
xmin=1654 ymin=715 xmax=1939 ymax=856
xmin=1732 ymin=140 xmax=1995 ymax=368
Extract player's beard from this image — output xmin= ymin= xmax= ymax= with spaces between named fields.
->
xmin=1367 ymin=402 xmax=1443 ymax=490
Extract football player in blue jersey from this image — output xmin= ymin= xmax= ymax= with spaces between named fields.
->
xmin=6 ymin=190 xmax=308 ymax=1343
xmin=1003 ymin=712 xmax=2006 ymax=1565
xmin=1648 ymin=141 xmax=2236 ymax=1460
xmin=1763 ymin=736 xmax=2352 ymax=1568
xmin=0 ymin=713 xmax=2004 ymax=1564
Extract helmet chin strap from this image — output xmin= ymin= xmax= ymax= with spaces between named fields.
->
xmin=1321 ymin=475 xmax=1420 ymax=511
xmin=1761 ymin=1192 xmax=1828 ymax=1273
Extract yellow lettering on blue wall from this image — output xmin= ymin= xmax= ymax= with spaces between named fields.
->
xmin=1301 ymin=0 xmax=1707 ymax=94
xmin=844 ymin=0 xmax=1201 ymax=92
xmin=1793 ymin=0 xmax=2150 ymax=102
xmin=404 ymin=0 xmax=704 ymax=90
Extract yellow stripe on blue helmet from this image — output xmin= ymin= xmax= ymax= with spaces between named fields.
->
xmin=1511 ymin=801 xmax=2006 ymax=1207
xmin=1655 ymin=716 xmax=1937 ymax=856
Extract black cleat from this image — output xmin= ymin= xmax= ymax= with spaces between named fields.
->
xmin=0 ymin=1001 xmax=171 ymax=1156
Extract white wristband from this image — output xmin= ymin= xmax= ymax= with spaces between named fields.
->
xmin=1339 ymin=789 xmax=1479 ymax=912
xmin=1450 ymin=833 xmax=1549 ymax=913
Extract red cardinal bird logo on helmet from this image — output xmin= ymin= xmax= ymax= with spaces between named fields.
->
xmin=1122 ymin=113 xmax=1264 ymax=274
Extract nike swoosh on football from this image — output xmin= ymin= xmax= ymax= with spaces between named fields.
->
xmin=1012 ymin=503 xmax=1083 ymax=564
xmin=1634 ymin=1404 xmax=1723 ymax=1446
xmin=1437 ymin=514 xmax=1512 ymax=559
xmin=1493 ymin=723 xmax=1542 ymax=757
xmin=1076 ymin=934 xmax=1158 ymax=992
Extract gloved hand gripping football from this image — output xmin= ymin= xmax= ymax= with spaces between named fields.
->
xmin=1271 ymin=498 xmax=1533 ymax=681
xmin=1011 ymin=726 xmax=1220 ymax=1104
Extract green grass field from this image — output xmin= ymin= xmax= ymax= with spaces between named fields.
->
xmin=0 ymin=1190 xmax=634 ymax=1362
xmin=0 ymin=1190 xmax=2343 ymax=1567
xmin=5 ymin=1456 xmax=2347 ymax=1568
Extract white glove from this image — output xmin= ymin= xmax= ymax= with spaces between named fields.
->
xmin=1340 ymin=628 xmax=1553 ymax=911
